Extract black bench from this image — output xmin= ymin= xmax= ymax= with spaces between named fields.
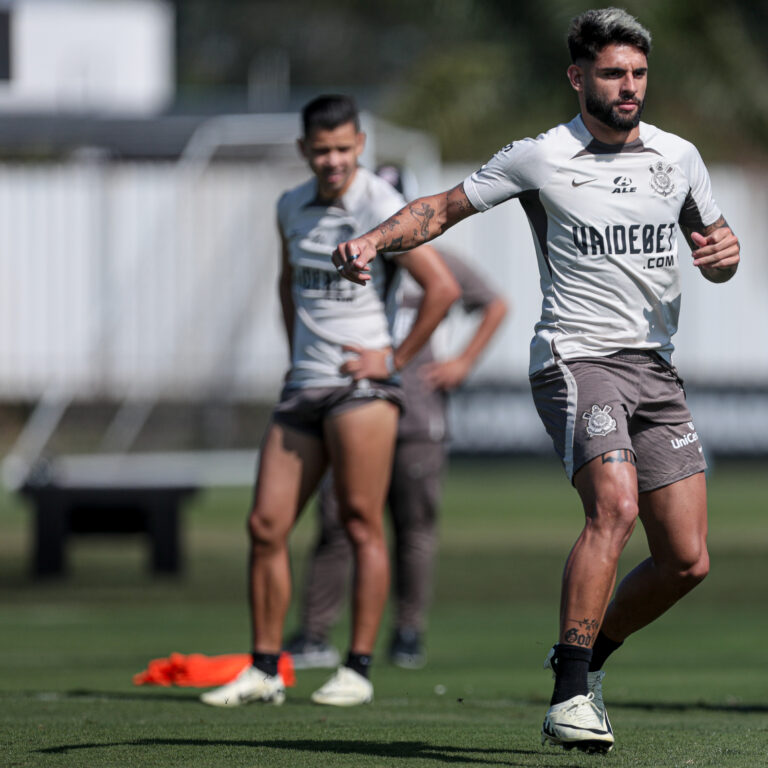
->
xmin=14 ymin=450 xmax=257 ymax=577
xmin=22 ymin=483 xmax=196 ymax=576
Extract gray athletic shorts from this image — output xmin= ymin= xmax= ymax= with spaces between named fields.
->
xmin=273 ymin=380 xmax=404 ymax=440
xmin=530 ymin=350 xmax=706 ymax=492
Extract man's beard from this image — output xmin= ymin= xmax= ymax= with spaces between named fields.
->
xmin=585 ymin=89 xmax=644 ymax=132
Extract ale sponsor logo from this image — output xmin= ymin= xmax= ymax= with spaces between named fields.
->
xmin=612 ymin=175 xmax=636 ymax=194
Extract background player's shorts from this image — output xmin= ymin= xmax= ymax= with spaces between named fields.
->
xmin=273 ymin=379 xmax=404 ymax=439
xmin=530 ymin=350 xmax=706 ymax=492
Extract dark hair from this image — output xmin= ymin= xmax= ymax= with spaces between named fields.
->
xmin=567 ymin=7 xmax=651 ymax=63
xmin=301 ymin=94 xmax=360 ymax=137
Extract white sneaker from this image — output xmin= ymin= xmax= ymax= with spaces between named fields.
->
xmin=310 ymin=666 xmax=373 ymax=707
xmin=543 ymin=647 xmax=612 ymax=732
xmin=541 ymin=693 xmax=614 ymax=753
xmin=200 ymin=665 xmax=285 ymax=707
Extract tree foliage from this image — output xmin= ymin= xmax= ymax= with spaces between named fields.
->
xmin=172 ymin=0 xmax=768 ymax=162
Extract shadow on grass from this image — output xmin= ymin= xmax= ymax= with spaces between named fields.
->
xmin=37 ymin=738 xmax=546 ymax=766
xmin=611 ymin=700 xmax=768 ymax=714
xmin=22 ymin=688 xmax=201 ymax=703
xmin=36 ymin=689 xmax=768 ymax=715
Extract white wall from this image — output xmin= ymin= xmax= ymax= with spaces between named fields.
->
xmin=0 ymin=160 xmax=764 ymax=402
xmin=0 ymin=160 xmax=302 ymax=400
xmin=0 ymin=0 xmax=173 ymax=114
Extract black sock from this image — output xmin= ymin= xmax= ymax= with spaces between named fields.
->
xmin=252 ymin=652 xmax=279 ymax=677
xmin=345 ymin=651 xmax=372 ymax=679
xmin=589 ymin=631 xmax=623 ymax=672
xmin=550 ymin=644 xmax=592 ymax=705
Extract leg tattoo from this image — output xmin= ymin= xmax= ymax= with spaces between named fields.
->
xmin=564 ymin=618 xmax=599 ymax=647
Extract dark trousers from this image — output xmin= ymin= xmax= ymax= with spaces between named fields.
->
xmin=300 ymin=439 xmax=446 ymax=640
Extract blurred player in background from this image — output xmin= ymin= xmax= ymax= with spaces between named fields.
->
xmin=200 ymin=95 xmax=458 ymax=708
xmin=331 ymin=8 xmax=739 ymax=752
xmin=285 ymin=164 xmax=508 ymax=671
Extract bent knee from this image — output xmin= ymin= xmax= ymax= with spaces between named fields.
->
xmin=589 ymin=494 xmax=639 ymax=539
xmin=662 ymin=548 xmax=710 ymax=591
xmin=680 ymin=550 xmax=710 ymax=585
xmin=247 ymin=508 xmax=287 ymax=552
xmin=340 ymin=507 xmax=385 ymax=548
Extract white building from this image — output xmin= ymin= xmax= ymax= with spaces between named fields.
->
xmin=0 ymin=0 xmax=174 ymax=115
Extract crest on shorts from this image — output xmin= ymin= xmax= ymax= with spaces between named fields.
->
xmin=649 ymin=160 xmax=675 ymax=197
xmin=583 ymin=404 xmax=617 ymax=438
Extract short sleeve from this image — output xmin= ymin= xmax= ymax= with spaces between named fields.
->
xmin=463 ymin=138 xmax=547 ymax=212
xmin=677 ymin=144 xmax=722 ymax=231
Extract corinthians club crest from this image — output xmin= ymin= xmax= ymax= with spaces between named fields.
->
xmin=649 ymin=160 xmax=675 ymax=197
xmin=583 ymin=404 xmax=617 ymax=438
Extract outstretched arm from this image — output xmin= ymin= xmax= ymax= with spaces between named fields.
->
xmin=331 ymin=183 xmax=478 ymax=285
xmin=682 ymin=216 xmax=740 ymax=284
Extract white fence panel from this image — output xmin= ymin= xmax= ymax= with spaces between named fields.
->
xmin=673 ymin=168 xmax=768 ymax=383
xmin=0 ymin=165 xmax=102 ymax=396
xmin=0 ymin=160 xmax=764 ymax=402
xmin=0 ymin=161 xmax=305 ymax=400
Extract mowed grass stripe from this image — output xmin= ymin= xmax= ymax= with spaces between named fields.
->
xmin=1 ymin=459 xmax=766 ymax=767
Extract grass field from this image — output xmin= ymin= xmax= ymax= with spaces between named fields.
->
xmin=1 ymin=457 xmax=767 ymax=767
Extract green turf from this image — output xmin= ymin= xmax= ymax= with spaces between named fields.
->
xmin=1 ymin=458 xmax=766 ymax=767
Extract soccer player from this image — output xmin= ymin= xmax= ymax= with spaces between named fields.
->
xmin=286 ymin=166 xmax=508 ymax=670
xmin=331 ymin=8 xmax=740 ymax=752
xmin=200 ymin=95 xmax=459 ymax=708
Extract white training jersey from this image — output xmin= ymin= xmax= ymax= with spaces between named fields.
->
xmin=277 ymin=166 xmax=404 ymax=388
xmin=463 ymin=114 xmax=722 ymax=376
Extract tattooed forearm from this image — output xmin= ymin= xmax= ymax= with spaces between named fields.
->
xmin=700 ymin=215 xmax=727 ymax=237
xmin=380 ymin=217 xmax=401 ymax=233
xmin=372 ymin=186 xmax=476 ymax=252
xmin=601 ymin=449 xmax=636 ymax=465
xmin=451 ymin=195 xmax=474 ymax=217
xmin=376 ymin=204 xmax=437 ymax=251
xmin=377 ymin=213 xmax=409 ymax=250
xmin=409 ymin=201 xmax=436 ymax=240
xmin=564 ymin=618 xmax=599 ymax=647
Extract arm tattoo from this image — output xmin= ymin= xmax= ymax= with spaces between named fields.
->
xmin=700 ymin=215 xmax=727 ymax=237
xmin=380 ymin=218 xmax=400 ymax=233
xmin=455 ymin=196 xmax=473 ymax=215
xmin=408 ymin=201 xmax=436 ymax=240
xmin=601 ymin=449 xmax=636 ymax=465
xmin=376 ymin=203 xmax=437 ymax=250
xmin=377 ymin=213 xmax=406 ymax=250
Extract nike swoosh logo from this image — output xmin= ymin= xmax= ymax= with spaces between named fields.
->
xmin=571 ymin=178 xmax=598 ymax=187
